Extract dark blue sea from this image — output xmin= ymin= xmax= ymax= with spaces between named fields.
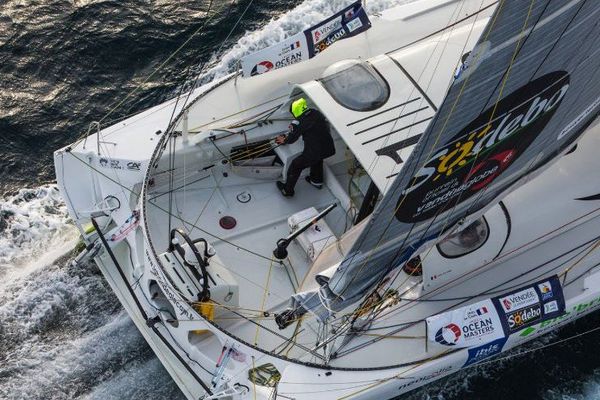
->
xmin=1 ymin=0 xmax=599 ymax=399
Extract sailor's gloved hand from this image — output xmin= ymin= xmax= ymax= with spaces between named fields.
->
xmin=275 ymin=135 xmax=287 ymax=145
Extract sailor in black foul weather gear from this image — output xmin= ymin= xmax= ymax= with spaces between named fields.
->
xmin=276 ymin=98 xmax=336 ymax=197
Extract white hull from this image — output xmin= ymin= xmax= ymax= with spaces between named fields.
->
xmin=54 ymin=0 xmax=600 ymax=398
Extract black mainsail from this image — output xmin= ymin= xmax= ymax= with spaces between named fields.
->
xmin=289 ymin=0 xmax=600 ymax=321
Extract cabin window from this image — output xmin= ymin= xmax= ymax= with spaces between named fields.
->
xmin=320 ymin=61 xmax=389 ymax=111
xmin=437 ymin=217 xmax=489 ymax=258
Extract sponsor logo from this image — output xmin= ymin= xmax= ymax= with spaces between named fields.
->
xmin=499 ymin=287 xmax=539 ymax=313
xmin=507 ymin=305 xmax=542 ymax=331
xmin=99 ymin=157 xmax=123 ymax=170
xmin=127 ymin=161 xmax=141 ymax=171
xmin=544 ymin=300 xmax=559 ymax=314
xmin=395 ymin=71 xmax=570 ymax=223
xmin=398 ymin=366 xmax=453 ymax=390
xmin=313 ymin=29 xmax=347 ymax=55
xmin=311 ymin=16 xmax=342 ymax=44
xmin=435 ymin=323 xmax=461 ymax=346
xmin=346 ymin=18 xmax=363 ymax=33
xmin=520 ymin=295 xmax=600 ymax=337
xmin=250 ymin=61 xmax=274 ymax=76
xmin=461 ymin=317 xmax=496 ymax=339
xmin=466 ymin=306 xmax=489 ymax=319
xmin=464 ymin=337 xmax=507 ymax=366
xmin=538 ymin=281 xmax=553 ymax=301
xmin=278 ymin=39 xmax=302 ymax=57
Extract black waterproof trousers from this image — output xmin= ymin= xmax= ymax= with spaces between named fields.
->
xmin=284 ymin=154 xmax=324 ymax=193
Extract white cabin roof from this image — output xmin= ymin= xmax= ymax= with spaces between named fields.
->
xmin=294 ymin=13 xmax=488 ymax=193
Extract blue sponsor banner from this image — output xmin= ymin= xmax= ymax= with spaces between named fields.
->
xmin=241 ymin=1 xmax=371 ymax=77
xmin=492 ymin=275 xmax=566 ymax=336
xmin=463 ymin=337 xmax=508 ymax=367
xmin=305 ymin=0 xmax=371 ymax=58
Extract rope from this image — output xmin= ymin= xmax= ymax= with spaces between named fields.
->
xmin=276 ymin=323 xmax=600 ymax=396
xmin=68 ymin=151 xmax=276 ymax=263
xmin=74 ymin=0 xmax=223 ymax=146
xmin=255 ymin=257 xmax=275 ymax=345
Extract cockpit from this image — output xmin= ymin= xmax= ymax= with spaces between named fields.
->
xmin=141 ymin=56 xmax=438 ymax=366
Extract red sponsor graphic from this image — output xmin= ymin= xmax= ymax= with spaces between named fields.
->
xmin=434 ymin=323 xmax=462 ymax=346
xmin=250 ymin=60 xmax=274 ymax=76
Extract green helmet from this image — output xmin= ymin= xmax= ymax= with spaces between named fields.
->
xmin=291 ymin=97 xmax=308 ymax=118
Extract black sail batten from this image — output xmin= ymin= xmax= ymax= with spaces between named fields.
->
xmin=290 ymin=0 xmax=600 ymax=320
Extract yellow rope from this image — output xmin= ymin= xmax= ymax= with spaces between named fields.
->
xmin=255 ymin=257 xmax=275 ymax=346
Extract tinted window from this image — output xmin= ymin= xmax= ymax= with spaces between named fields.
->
xmin=320 ymin=62 xmax=389 ymax=111
xmin=437 ymin=218 xmax=489 ymax=258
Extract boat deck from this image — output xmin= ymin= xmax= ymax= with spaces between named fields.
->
xmin=143 ymin=123 xmax=600 ymax=369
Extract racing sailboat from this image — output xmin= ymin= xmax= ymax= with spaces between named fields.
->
xmin=54 ymin=0 xmax=600 ymax=399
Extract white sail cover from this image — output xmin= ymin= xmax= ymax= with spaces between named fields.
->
xmin=293 ymin=0 xmax=600 ymax=320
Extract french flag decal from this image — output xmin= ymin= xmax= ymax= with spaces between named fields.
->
xmin=290 ymin=41 xmax=301 ymax=50
xmin=476 ymin=306 xmax=489 ymax=315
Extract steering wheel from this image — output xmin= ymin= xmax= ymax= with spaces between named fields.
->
xmin=169 ymin=228 xmax=211 ymax=302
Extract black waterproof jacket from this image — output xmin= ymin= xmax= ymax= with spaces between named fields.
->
xmin=285 ymin=108 xmax=336 ymax=163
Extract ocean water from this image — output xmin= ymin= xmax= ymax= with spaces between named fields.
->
xmin=1 ymin=1 xmax=600 ymax=399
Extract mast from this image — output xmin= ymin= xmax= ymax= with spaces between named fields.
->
xmin=285 ymin=0 xmax=600 ymax=322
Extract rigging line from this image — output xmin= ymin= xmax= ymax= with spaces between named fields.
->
xmin=324 ymin=0 xmax=508 ymax=305
xmin=280 ymin=323 xmax=600 ymax=395
xmin=362 ymin=236 xmax=600 ymax=333
xmin=341 ymin=1 xmax=488 ymax=313
xmin=99 ymin=1 xmax=216 ymax=126
xmin=364 ymin=0 xmax=468 ymax=186
xmin=74 ymin=0 xmax=222 ymax=146
xmin=224 ymin=105 xmax=281 ymax=130
xmin=561 ymin=237 xmax=600 ymax=279
xmin=68 ymin=151 xmax=275 ymax=262
xmin=479 ymin=0 xmax=551 ymax=113
xmin=147 ymin=173 xmax=211 ymax=202
xmin=168 ymin=133 xmax=175 ymax=239
xmin=351 ymin=241 xmax=600 ymax=350
xmin=529 ymin=0 xmax=589 ymax=81
xmin=564 ymin=257 xmax=600 ymax=288
xmin=385 ymin=1 xmax=499 ymax=56
xmin=328 ymin=222 xmax=600 ymax=352
xmin=188 ymin=94 xmax=290 ymax=133
xmin=311 ymin=201 xmax=600 ymax=337
xmin=171 ymin=0 xmax=257 ymax=131
xmin=226 ymin=307 xmax=326 ymax=362
xmin=365 ymin=0 xmax=538 ymax=312
xmin=255 ymin=257 xmax=275 ymax=345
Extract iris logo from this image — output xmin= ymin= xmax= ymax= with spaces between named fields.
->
xmin=435 ymin=323 xmax=462 ymax=346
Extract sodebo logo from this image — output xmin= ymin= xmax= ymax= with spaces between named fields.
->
xmin=507 ymin=305 xmax=542 ymax=330
xmin=396 ymin=71 xmax=570 ymax=223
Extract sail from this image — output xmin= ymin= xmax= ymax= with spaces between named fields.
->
xmin=292 ymin=0 xmax=600 ymax=320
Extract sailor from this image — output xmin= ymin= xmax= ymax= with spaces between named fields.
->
xmin=275 ymin=97 xmax=336 ymax=197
